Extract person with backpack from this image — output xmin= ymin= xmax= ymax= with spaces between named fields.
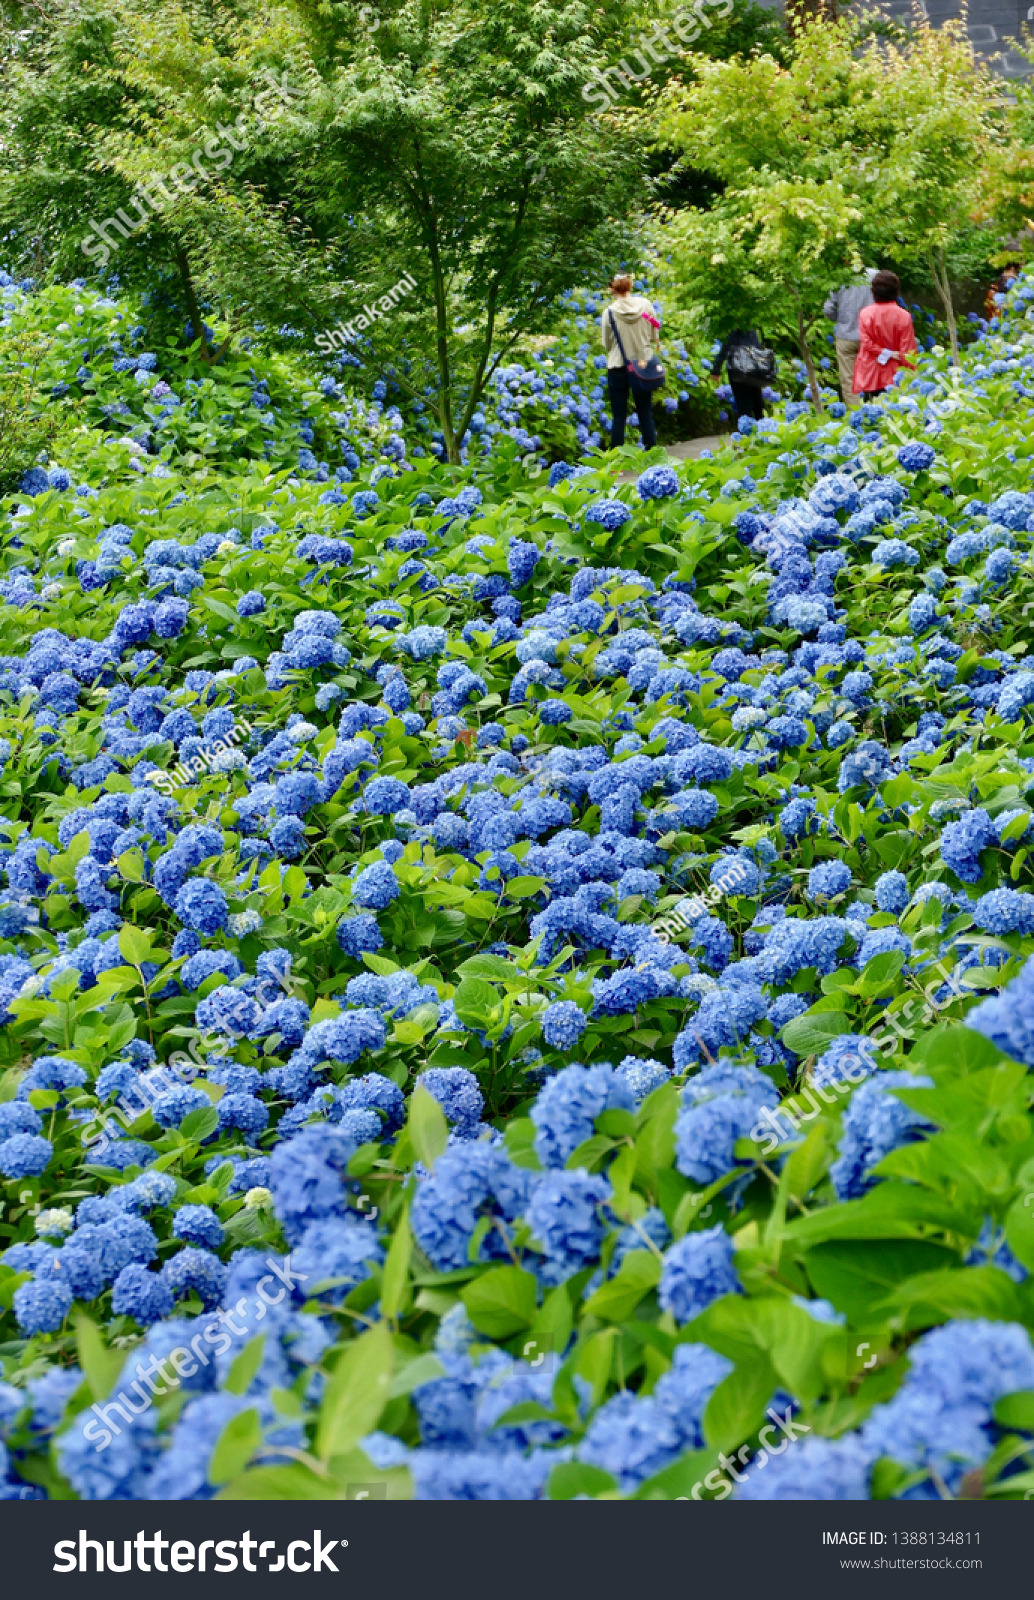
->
xmin=852 ymin=270 xmax=916 ymax=400
xmin=712 ymin=328 xmax=775 ymax=420
xmin=823 ymin=269 xmax=876 ymax=407
xmin=602 ymin=274 xmax=663 ymax=449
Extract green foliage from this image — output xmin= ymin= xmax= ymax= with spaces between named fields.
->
xmin=0 ymin=328 xmax=60 ymax=496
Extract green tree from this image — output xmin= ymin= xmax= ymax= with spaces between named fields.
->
xmin=0 ymin=0 xmax=654 ymax=461
xmin=657 ymin=14 xmax=1002 ymax=400
xmin=861 ymin=18 xmax=1001 ymax=364
xmin=657 ymin=23 xmax=880 ymax=409
xmin=271 ymin=0 xmax=650 ymax=463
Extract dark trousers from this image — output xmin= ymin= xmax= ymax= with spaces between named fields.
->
xmin=730 ymin=381 xmax=765 ymax=419
xmin=608 ymin=367 xmax=657 ymax=449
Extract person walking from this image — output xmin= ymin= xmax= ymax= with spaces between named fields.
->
xmin=985 ymin=262 xmax=1020 ymax=320
xmin=602 ymin=274 xmax=660 ymax=450
xmin=853 ymin=270 xmax=916 ymax=400
xmin=823 ymin=269 xmax=876 ymax=407
xmin=712 ymin=328 xmax=767 ymax=420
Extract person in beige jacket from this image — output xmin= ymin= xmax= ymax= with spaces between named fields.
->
xmin=601 ymin=274 xmax=660 ymax=449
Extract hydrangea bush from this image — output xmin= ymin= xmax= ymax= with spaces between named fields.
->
xmin=2 ymin=265 xmax=1034 ymax=1502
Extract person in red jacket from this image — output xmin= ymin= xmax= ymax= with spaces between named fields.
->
xmin=852 ymin=270 xmax=917 ymax=399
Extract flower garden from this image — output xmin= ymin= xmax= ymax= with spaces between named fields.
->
xmin=2 ymin=257 xmax=1034 ymax=1506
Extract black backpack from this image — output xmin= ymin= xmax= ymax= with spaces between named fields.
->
xmin=728 ymin=339 xmax=776 ymax=388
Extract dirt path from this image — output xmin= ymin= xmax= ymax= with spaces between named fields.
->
xmin=615 ymin=434 xmax=725 ymax=481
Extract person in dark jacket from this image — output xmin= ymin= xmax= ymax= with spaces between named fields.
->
xmin=713 ymin=328 xmax=766 ymax=420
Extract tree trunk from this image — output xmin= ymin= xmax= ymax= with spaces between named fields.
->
xmin=794 ymin=301 xmax=824 ymax=414
xmin=175 ymin=247 xmax=213 ymax=362
xmin=424 ymin=218 xmax=459 ymax=464
xmin=929 ymin=245 xmax=960 ymax=366
xmin=454 ymin=281 xmax=499 ymax=450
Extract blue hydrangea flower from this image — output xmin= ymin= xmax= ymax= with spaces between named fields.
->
xmin=110 ymin=1263 xmax=174 ymax=1324
xmin=171 ymin=1204 xmax=224 ymax=1250
xmin=0 ymin=1133 xmax=53 ymax=1178
xmin=540 ymin=1001 xmax=587 ymax=1051
xmin=675 ymin=1064 xmax=779 ymax=1184
xmin=637 ymin=464 xmax=679 ymax=500
xmin=806 ymin=860 xmax=851 ymax=902
xmin=524 ymin=1168 xmax=612 ymax=1268
xmin=874 ymin=870 xmax=909 ymax=914
xmin=416 ymin=1068 xmax=484 ymax=1138
xmin=897 ymin=442 xmax=936 ymax=472
xmin=658 ymin=1225 xmax=740 ymax=1323
xmin=830 ymin=1071 xmax=934 ymax=1199
xmin=352 ymin=860 xmax=400 ymax=910
xmin=531 ymin=1064 xmax=635 ymax=1167
xmin=173 ymin=877 xmax=229 ymax=934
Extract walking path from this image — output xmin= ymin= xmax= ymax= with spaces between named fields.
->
xmin=615 ymin=434 xmax=724 ymax=482
xmin=667 ymin=436 xmax=721 ymax=460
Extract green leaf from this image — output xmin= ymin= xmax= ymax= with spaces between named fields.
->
xmin=632 ymin=1448 xmax=718 ymax=1501
xmin=452 ymin=977 xmax=500 ymax=1025
xmin=781 ymin=1009 xmax=854 ymax=1056
xmin=388 ymin=1352 xmax=446 ymax=1399
xmin=878 ymin=1265 xmax=1022 ymax=1328
xmin=503 ymin=1116 xmax=542 ymax=1170
xmin=703 ymin=1355 xmax=777 ymax=1453
xmin=460 ymin=1265 xmax=538 ymax=1338
xmin=209 ymin=1407 xmax=262 ymax=1485
xmin=316 ymin=1322 xmax=394 ymax=1462
xmin=547 ymin=1461 xmax=617 ymax=1500
xmin=1005 ymin=1193 xmax=1034 ymax=1273
xmin=582 ymin=1249 xmax=661 ymax=1322
xmin=805 ymin=1239 xmax=958 ymax=1324
xmin=118 ymin=924 xmax=154 ymax=967
xmin=75 ymin=1312 xmax=125 ymax=1403
xmin=784 ymin=1121 xmax=833 ymax=1204
xmin=993 ymin=1390 xmax=1034 ymax=1431
xmin=1000 ymin=810 xmax=1033 ymax=845
xmin=456 ymin=954 xmax=517 ymax=981
xmin=216 ymin=1462 xmax=335 ymax=1500
xmin=855 ymin=949 xmax=906 ymax=995
xmin=180 ymin=1106 xmax=219 ymax=1141
xmin=408 ymin=1082 xmax=449 ymax=1172
xmin=504 ymin=875 xmax=547 ymax=899
xmin=224 ymin=1334 xmax=266 ymax=1397
xmin=785 ymin=1182 xmax=980 ymax=1246
xmin=381 ymin=1203 xmax=412 ymax=1321
xmin=525 ymin=1283 xmax=573 ymax=1370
